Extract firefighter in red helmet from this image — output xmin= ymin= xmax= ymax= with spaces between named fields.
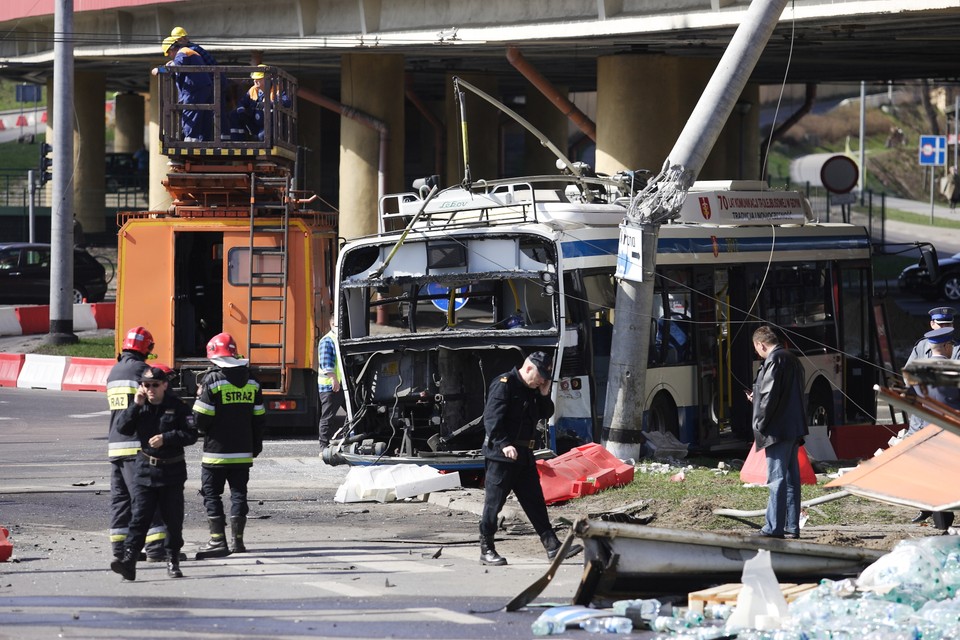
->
xmin=105 ymin=327 xmax=169 ymax=563
xmin=192 ymin=333 xmax=265 ymax=558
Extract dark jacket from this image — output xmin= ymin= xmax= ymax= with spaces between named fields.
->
xmin=105 ymin=351 xmax=150 ymax=461
xmin=482 ymin=367 xmax=554 ymax=463
xmin=751 ymin=345 xmax=809 ymax=450
xmin=116 ymin=393 xmax=198 ymax=487
xmin=192 ymin=365 xmax=265 ymax=467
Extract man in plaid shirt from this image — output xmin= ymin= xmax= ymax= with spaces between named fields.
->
xmin=317 ymin=317 xmax=343 ymax=454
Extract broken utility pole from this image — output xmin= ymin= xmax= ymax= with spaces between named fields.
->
xmin=601 ymin=0 xmax=792 ymax=461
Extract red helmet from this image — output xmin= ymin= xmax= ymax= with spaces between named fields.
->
xmin=206 ymin=333 xmax=238 ymax=359
xmin=121 ymin=326 xmax=154 ymax=355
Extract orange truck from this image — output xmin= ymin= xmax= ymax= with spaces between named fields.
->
xmin=116 ymin=65 xmax=338 ymax=432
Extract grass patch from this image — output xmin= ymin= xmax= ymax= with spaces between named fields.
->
xmin=32 ymin=336 xmax=115 ymax=359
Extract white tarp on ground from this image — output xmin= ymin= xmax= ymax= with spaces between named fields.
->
xmin=334 ymin=464 xmax=461 ymax=503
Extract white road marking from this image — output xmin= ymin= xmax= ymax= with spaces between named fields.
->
xmin=68 ymin=410 xmax=111 ymax=418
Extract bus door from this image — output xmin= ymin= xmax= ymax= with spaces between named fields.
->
xmin=173 ymin=231 xmax=223 ymax=359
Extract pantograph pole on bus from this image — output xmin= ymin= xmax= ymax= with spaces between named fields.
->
xmin=602 ymin=0 xmax=791 ymax=460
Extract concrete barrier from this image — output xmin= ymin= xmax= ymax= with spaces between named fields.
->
xmin=0 ymin=353 xmax=24 ymax=387
xmin=17 ymin=354 xmax=67 ymax=390
xmin=62 ymin=356 xmax=113 ymax=392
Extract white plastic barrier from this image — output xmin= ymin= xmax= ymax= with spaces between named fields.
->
xmin=0 ymin=308 xmax=22 ymax=336
xmin=17 ymin=354 xmax=67 ymax=390
xmin=72 ymin=303 xmax=98 ymax=331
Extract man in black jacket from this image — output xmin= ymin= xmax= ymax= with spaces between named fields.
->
xmin=748 ymin=326 xmax=808 ymax=540
xmin=478 ymin=351 xmax=582 ymax=565
xmin=110 ymin=367 xmax=198 ymax=581
xmin=192 ymin=333 xmax=265 ymax=558
xmin=105 ymin=326 xmax=167 ymax=562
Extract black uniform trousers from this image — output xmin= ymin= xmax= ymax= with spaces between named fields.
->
xmin=201 ymin=465 xmax=250 ymax=519
xmin=480 ymin=450 xmax=551 ymax=538
xmin=125 ymin=479 xmax=185 ymax=558
xmin=110 ymin=458 xmax=167 ymax=557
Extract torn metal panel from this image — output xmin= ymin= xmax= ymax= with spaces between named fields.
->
xmin=823 ymin=383 xmax=960 ymax=511
xmin=572 ymin=519 xmax=883 ymax=599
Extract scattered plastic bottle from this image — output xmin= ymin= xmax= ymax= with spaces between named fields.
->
xmin=703 ymin=603 xmax=733 ymax=621
xmin=612 ymin=598 xmax=661 ymax=619
xmin=580 ymin=616 xmax=633 ymax=634
xmin=531 ymin=618 xmax=564 ymax=636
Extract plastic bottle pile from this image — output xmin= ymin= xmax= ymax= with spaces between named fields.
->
xmin=532 ymin=536 xmax=960 ymax=637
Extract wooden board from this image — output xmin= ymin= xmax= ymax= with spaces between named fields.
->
xmin=688 ymin=582 xmax=817 ymax=613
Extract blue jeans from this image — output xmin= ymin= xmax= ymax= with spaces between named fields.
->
xmin=762 ymin=438 xmax=801 ymax=536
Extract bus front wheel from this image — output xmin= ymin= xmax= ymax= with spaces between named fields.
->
xmin=647 ymin=392 xmax=680 ymax=439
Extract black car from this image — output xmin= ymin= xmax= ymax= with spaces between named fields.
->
xmin=0 ymin=243 xmax=108 ymax=304
xmin=899 ymin=251 xmax=960 ymax=302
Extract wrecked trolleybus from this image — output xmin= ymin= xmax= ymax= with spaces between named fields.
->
xmin=326 ymin=175 xmax=879 ymax=469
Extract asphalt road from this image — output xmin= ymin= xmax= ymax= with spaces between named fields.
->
xmin=0 ymin=388 xmax=604 ymax=640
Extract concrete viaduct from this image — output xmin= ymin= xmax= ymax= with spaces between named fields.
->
xmin=0 ymin=0 xmax=957 ymax=238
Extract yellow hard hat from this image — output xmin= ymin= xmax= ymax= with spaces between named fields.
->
xmin=170 ymin=26 xmax=188 ymax=39
xmin=161 ymin=36 xmax=179 ymax=55
xmin=250 ymin=64 xmax=269 ymax=80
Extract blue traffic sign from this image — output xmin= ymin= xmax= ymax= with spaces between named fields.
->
xmin=919 ymin=135 xmax=947 ymax=166
xmin=423 ymin=282 xmax=468 ymax=313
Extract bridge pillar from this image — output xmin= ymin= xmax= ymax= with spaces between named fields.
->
xmin=338 ymin=53 xmax=405 ymax=240
xmin=595 ymin=54 xmax=759 ymax=181
xmin=73 ymin=71 xmax=106 ymax=234
xmin=445 ymin=73 xmax=498 ymax=186
xmin=114 ymin=92 xmax=145 ymax=153
xmin=523 ymin=84 xmax=570 ymax=175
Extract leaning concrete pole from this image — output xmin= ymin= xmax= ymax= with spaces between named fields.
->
xmin=47 ymin=0 xmax=77 ymax=345
xmin=602 ymin=0 xmax=790 ymax=460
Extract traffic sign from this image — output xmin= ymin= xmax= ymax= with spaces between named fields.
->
xmin=919 ymin=135 xmax=947 ymax=166
xmin=423 ymin=282 xmax=468 ymax=313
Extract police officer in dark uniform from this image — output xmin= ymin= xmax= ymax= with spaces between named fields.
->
xmin=904 ymin=307 xmax=956 ymax=524
xmin=906 ymin=326 xmax=959 ymax=528
xmin=192 ymin=333 xmax=265 ymax=558
xmin=105 ymin=326 xmax=168 ymax=562
xmin=905 ymin=307 xmax=955 ymax=367
xmin=110 ymin=367 xmax=198 ymax=581
xmin=478 ymin=351 xmax=583 ymax=565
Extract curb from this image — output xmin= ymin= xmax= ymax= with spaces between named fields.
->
xmin=0 ymin=302 xmax=115 ymax=337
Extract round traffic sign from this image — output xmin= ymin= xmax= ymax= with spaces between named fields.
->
xmin=423 ymin=282 xmax=468 ymax=313
xmin=819 ymin=155 xmax=859 ymax=194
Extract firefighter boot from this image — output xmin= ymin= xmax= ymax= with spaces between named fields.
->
xmin=541 ymin=531 xmax=584 ymax=561
xmin=195 ymin=517 xmax=231 ymax=559
xmin=479 ymin=535 xmax=507 ymax=566
xmin=230 ymin=516 xmax=247 ymax=553
xmin=112 ymin=541 xmax=124 ymax=561
xmin=166 ymin=551 xmax=183 ymax=579
xmin=110 ymin=548 xmax=137 ymax=581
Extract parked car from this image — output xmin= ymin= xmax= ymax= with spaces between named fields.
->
xmin=899 ymin=251 xmax=960 ymax=301
xmin=0 ymin=243 xmax=107 ymax=304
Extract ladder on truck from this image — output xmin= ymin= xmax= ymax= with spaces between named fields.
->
xmin=245 ymin=172 xmax=291 ymax=393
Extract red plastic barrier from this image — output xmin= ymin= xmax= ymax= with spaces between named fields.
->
xmin=61 ymin=356 xmax=113 ymax=392
xmin=829 ymin=423 xmax=897 ymax=460
xmin=0 ymin=119 xmax=5 ymax=131
xmin=0 ymin=353 xmax=24 ymax=387
xmin=41 ymin=110 xmax=47 ymax=123
xmin=537 ymin=443 xmax=635 ymax=505
xmin=15 ymin=114 xmax=27 ymax=127
xmin=15 ymin=306 xmax=49 ymax=335
xmin=739 ymin=443 xmax=817 ymax=485
xmin=0 ymin=527 xmax=11 ymax=562
xmin=90 ymin=302 xmax=116 ymax=329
